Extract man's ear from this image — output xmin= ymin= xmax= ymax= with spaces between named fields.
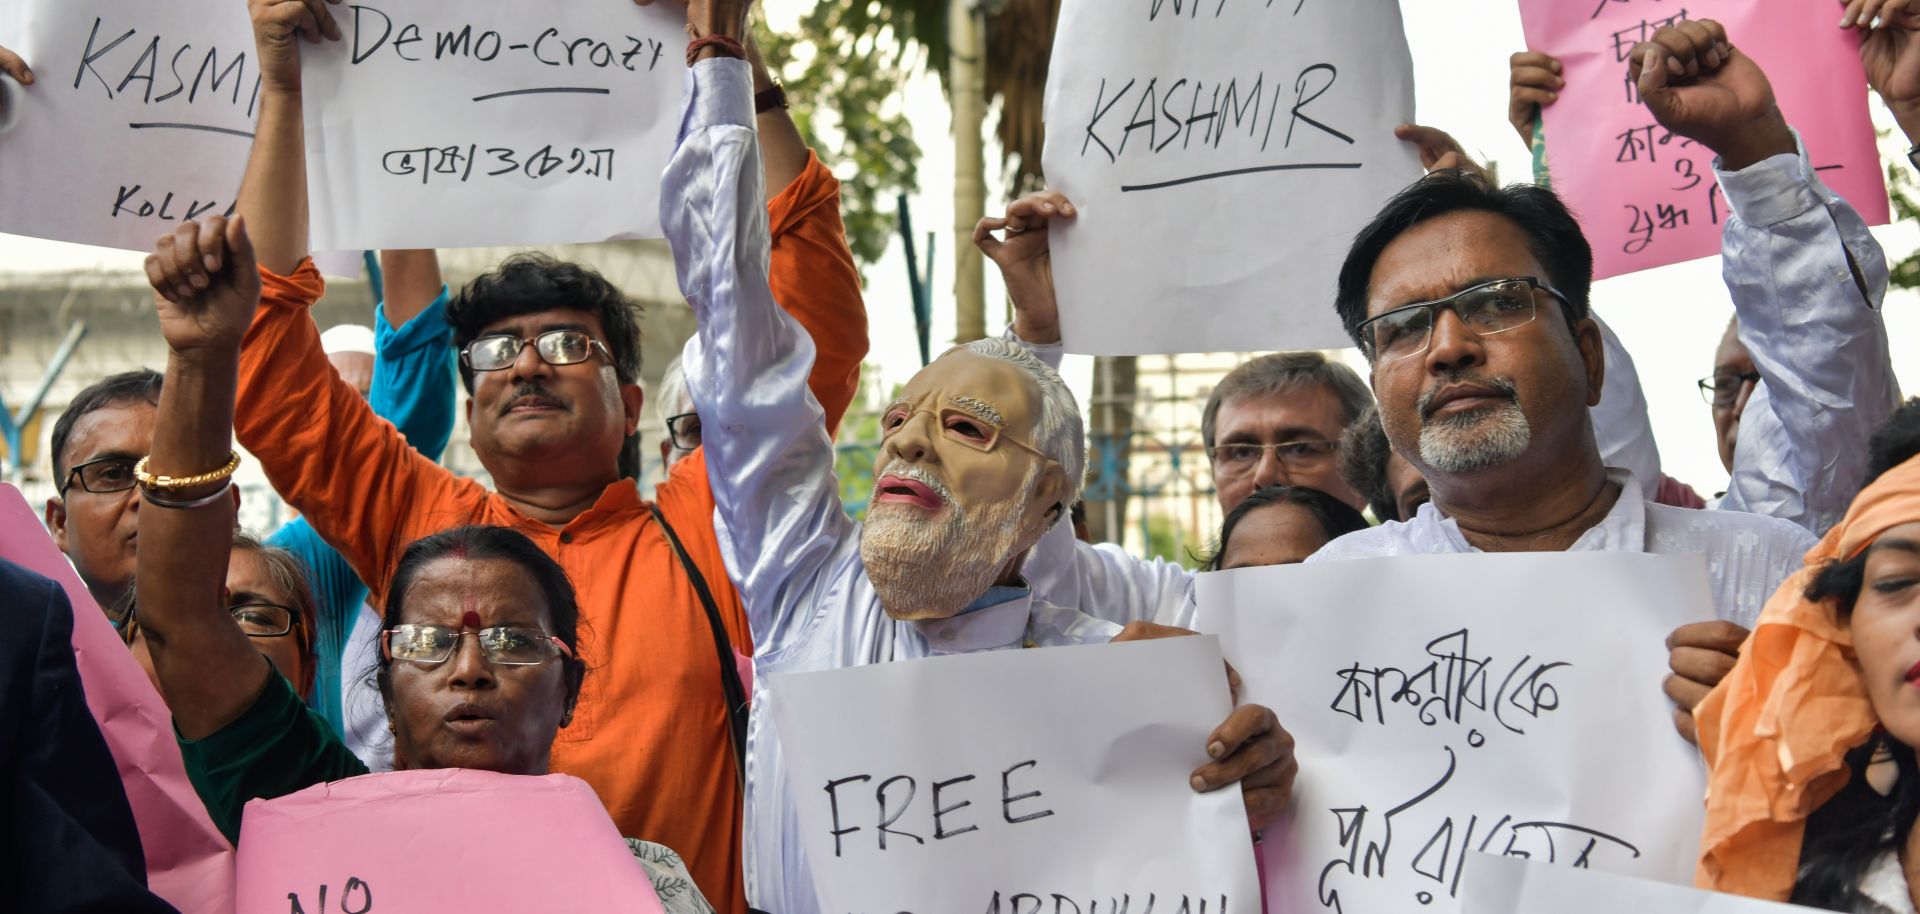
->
xmin=1029 ymin=462 xmax=1072 ymax=531
xmin=45 ymin=497 xmax=68 ymax=553
xmin=1575 ymin=317 xmax=1606 ymax=409
xmin=464 ymin=396 xmax=474 ymax=427
xmin=621 ymin=383 xmax=645 ymax=437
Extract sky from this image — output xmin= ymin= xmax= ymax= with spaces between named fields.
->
xmin=3 ymin=0 xmax=1917 ymax=496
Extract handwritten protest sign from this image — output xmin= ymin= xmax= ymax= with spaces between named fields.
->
xmin=235 ymin=769 xmax=663 ymax=914
xmin=301 ymin=1 xmax=684 ymax=250
xmin=0 ymin=484 xmax=236 ymax=914
xmin=1518 ymin=0 xmax=1889 ymax=280
xmin=1196 ymin=552 xmax=1714 ymax=914
xmin=1040 ymin=0 xmax=1422 ymax=355
xmin=768 ymin=636 xmax=1259 ymax=914
xmin=0 ymin=1 xmax=261 ymax=253
xmin=1462 ymin=854 xmax=1819 ymax=913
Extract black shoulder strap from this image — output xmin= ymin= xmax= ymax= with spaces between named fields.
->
xmin=652 ymin=507 xmax=750 ymax=783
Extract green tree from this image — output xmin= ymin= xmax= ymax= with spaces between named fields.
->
xmin=759 ymin=0 xmax=1060 ymax=272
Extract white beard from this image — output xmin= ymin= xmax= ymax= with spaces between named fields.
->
xmin=1419 ymin=398 xmax=1532 ymax=473
xmin=860 ymin=463 xmax=1038 ymax=620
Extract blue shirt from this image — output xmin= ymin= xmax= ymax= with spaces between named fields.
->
xmin=267 ymin=289 xmax=455 ymax=734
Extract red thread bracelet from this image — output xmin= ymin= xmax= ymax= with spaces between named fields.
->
xmin=686 ymin=35 xmax=747 ymax=67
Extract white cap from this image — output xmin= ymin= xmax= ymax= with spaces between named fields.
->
xmin=320 ymin=323 xmax=376 ymax=357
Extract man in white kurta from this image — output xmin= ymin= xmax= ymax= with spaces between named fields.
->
xmin=662 ymin=56 xmax=1292 ymax=914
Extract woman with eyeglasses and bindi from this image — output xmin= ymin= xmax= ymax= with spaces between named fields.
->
xmin=135 ymin=216 xmax=713 ymax=913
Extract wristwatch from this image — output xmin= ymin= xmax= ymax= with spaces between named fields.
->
xmin=755 ymin=83 xmax=789 ymax=115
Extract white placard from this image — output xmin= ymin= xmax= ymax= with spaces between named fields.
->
xmin=0 ymin=1 xmax=258 ymax=252
xmin=1462 ymin=854 xmax=1820 ymax=913
xmin=301 ymin=1 xmax=684 ymax=250
xmin=768 ymin=636 xmax=1261 ymax=914
xmin=1040 ymin=0 xmax=1422 ymax=355
xmin=1196 ymin=552 xmax=1714 ymax=914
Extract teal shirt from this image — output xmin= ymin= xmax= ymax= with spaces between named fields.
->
xmin=268 ymin=290 xmax=454 ymax=735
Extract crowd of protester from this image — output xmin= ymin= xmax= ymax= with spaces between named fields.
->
xmin=9 ymin=0 xmax=1920 ymax=910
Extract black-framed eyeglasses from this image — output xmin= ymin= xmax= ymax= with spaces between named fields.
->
xmin=381 ymin=623 xmax=573 ymax=666
xmin=61 ymin=455 xmax=142 ymax=496
xmin=231 ymin=602 xmax=298 ymax=638
xmin=1697 ymin=370 xmax=1761 ymax=408
xmin=1357 ymin=277 xmax=1569 ymax=363
xmin=666 ymin=412 xmax=703 ymax=451
xmin=1210 ymin=441 xmax=1338 ymax=476
xmin=460 ymin=330 xmax=613 ymax=373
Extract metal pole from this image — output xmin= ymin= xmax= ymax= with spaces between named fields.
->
xmin=5 ymin=321 xmax=89 ymax=484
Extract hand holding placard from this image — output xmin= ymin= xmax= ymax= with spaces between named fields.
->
xmin=1507 ymin=51 xmax=1562 ymax=144
xmin=974 ymin=190 xmax=1078 ymax=346
xmin=251 ymin=0 xmax=343 ymax=93
xmin=1855 ymin=1 xmax=1920 ymax=144
xmin=0 ymin=42 xmax=30 ymax=130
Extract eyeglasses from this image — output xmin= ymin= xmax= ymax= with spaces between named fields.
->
xmin=666 ymin=412 xmax=703 ymax=451
xmin=1357 ymin=277 xmax=1569 ymax=363
xmin=461 ymin=330 xmax=613 ymax=373
xmin=1210 ymin=441 xmax=1337 ymax=476
xmin=231 ymin=602 xmax=299 ymax=638
xmin=881 ymin=404 xmax=1048 ymax=459
xmin=1697 ymin=370 xmax=1761 ymax=408
xmin=382 ymin=623 xmax=573 ymax=666
xmin=61 ymin=455 xmax=141 ymax=496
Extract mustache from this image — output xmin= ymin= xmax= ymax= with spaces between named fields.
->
xmin=1416 ymin=373 xmax=1519 ymax=419
xmin=500 ymin=383 xmax=568 ymax=416
xmin=874 ymin=461 xmax=954 ymax=506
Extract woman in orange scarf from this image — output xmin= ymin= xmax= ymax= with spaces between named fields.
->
xmin=1697 ymin=420 xmax=1920 ymax=911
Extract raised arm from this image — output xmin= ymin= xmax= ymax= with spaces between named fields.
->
xmin=976 ymin=191 xmax=1195 ymax=622
xmin=232 ymin=0 xmax=465 ymax=599
xmin=136 ymin=218 xmax=272 ymax=740
xmin=1634 ymin=18 xmax=1899 ymax=532
xmin=666 ymin=13 xmax=854 ymax=653
xmin=370 ymin=249 xmax=456 ymax=461
xmin=756 ymin=33 xmax=866 ymax=434
xmin=236 ymin=0 xmax=339 ymax=274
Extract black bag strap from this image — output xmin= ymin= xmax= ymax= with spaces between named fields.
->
xmin=651 ymin=507 xmax=750 ymax=783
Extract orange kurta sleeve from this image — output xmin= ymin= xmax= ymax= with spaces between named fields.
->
xmin=234 ymin=261 xmax=480 ymax=602
xmin=767 ymin=150 xmax=868 ymax=436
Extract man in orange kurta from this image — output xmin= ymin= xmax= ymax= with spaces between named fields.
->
xmin=224 ymin=9 xmax=864 ymax=911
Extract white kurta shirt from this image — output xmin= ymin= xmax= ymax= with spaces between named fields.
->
xmin=1307 ymin=468 xmax=1816 ymax=628
xmin=663 ymin=58 xmax=1122 ymax=914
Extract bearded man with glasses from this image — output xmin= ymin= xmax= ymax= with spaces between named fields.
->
xmin=1313 ymin=17 xmax=1906 ymax=746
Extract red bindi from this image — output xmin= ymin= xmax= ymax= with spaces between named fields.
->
xmin=462 ymin=610 xmax=481 ymax=630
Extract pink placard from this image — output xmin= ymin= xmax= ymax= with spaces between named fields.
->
xmin=234 ymin=769 xmax=665 ymax=914
xmin=0 ymin=484 xmax=237 ymax=914
xmin=1519 ymin=0 xmax=1891 ymax=280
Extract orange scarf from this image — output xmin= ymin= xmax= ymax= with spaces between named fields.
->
xmin=1696 ymin=454 xmax=1920 ymax=899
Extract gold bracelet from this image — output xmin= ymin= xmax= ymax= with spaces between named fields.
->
xmin=134 ymin=452 xmax=242 ymax=494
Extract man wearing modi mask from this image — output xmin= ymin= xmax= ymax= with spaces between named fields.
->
xmin=656 ymin=36 xmax=1296 ymax=914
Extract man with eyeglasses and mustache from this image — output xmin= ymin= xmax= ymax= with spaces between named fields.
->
xmin=1311 ymin=19 xmax=1904 ymax=745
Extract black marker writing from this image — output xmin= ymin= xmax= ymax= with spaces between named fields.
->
xmin=821 ymin=761 xmax=1054 ymax=857
xmin=286 ymin=876 xmax=372 ymax=914
xmin=1329 ymin=629 xmax=1570 ymax=740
